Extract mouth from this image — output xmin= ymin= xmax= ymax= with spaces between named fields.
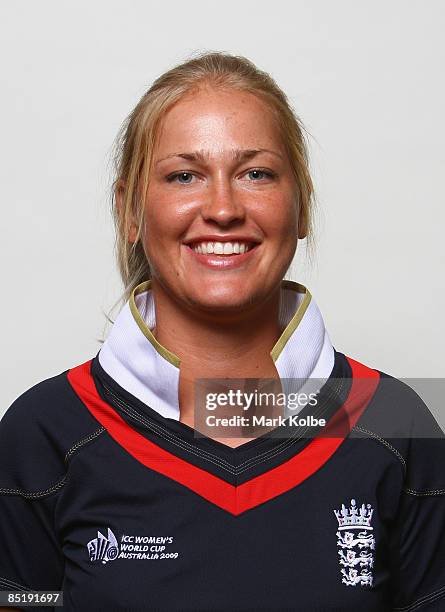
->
xmin=185 ymin=240 xmax=259 ymax=256
xmin=182 ymin=240 xmax=261 ymax=269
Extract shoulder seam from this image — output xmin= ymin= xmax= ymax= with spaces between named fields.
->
xmin=0 ymin=575 xmax=32 ymax=592
xmin=0 ymin=426 xmax=105 ymax=499
xmin=352 ymin=425 xmax=407 ymax=472
xmin=403 ymin=487 xmax=445 ymax=497
xmin=64 ymin=426 xmax=105 ymax=463
xmin=352 ymin=427 xmax=445 ymax=498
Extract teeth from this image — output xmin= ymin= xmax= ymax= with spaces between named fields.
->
xmin=191 ymin=241 xmax=253 ymax=255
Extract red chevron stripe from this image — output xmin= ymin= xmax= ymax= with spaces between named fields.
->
xmin=67 ymin=357 xmax=379 ymax=515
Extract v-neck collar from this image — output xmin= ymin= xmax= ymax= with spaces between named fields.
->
xmin=67 ymin=351 xmax=380 ymax=514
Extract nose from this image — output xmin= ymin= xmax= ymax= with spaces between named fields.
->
xmin=200 ymin=178 xmax=246 ymax=226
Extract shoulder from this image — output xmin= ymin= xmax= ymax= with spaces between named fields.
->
xmin=345 ymin=353 xmax=445 ymax=491
xmin=0 ymin=361 xmax=105 ymax=496
xmin=343 ymin=353 xmax=442 ymax=436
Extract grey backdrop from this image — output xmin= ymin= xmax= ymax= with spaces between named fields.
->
xmin=1 ymin=0 xmax=444 ymax=416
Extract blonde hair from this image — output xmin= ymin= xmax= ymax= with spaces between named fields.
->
xmin=110 ymin=50 xmax=315 ymax=308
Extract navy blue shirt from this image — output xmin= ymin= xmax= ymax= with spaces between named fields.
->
xmin=1 ymin=350 xmax=445 ymax=611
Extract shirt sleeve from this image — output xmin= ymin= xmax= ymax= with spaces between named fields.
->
xmin=389 ymin=395 xmax=445 ymax=611
xmin=0 ymin=385 xmax=65 ymax=597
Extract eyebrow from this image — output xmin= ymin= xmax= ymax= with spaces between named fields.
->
xmin=155 ymin=148 xmax=283 ymax=165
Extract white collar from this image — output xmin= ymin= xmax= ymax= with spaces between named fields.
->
xmin=98 ymin=280 xmax=335 ymax=420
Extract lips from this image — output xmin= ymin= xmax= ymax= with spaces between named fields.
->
xmin=185 ymin=241 xmax=259 ymax=257
xmin=189 ymin=242 xmax=256 ymax=252
xmin=182 ymin=242 xmax=260 ymax=269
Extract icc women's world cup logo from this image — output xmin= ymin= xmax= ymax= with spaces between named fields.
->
xmin=87 ymin=527 xmax=119 ymax=564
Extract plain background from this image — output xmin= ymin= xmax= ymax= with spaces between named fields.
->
xmin=1 ymin=0 xmax=444 ymax=416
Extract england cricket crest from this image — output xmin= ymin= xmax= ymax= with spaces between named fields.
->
xmin=334 ymin=498 xmax=375 ymax=587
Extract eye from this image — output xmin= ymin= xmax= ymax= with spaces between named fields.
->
xmin=166 ymin=171 xmax=196 ymax=184
xmin=245 ymin=169 xmax=275 ymax=181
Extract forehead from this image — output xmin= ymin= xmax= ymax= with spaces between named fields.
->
xmin=154 ymin=87 xmax=284 ymax=157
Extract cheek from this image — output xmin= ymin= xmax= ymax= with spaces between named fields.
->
xmin=144 ymin=183 xmax=174 ymax=231
xmin=262 ymin=197 xmax=299 ymax=263
xmin=142 ymin=192 xmax=169 ymax=262
xmin=258 ymin=194 xmax=299 ymax=238
xmin=143 ymin=188 xmax=192 ymax=252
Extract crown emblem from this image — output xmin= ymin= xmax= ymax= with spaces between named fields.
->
xmin=334 ymin=498 xmax=373 ymax=530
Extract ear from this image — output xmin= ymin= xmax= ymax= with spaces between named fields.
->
xmin=115 ymin=179 xmax=139 ymax=243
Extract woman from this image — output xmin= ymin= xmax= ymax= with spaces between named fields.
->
xmin=1 ymin=52 xmax=444 ymax=612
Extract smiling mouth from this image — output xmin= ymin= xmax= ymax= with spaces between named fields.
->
xmin=184 ymin=241 xmax=259 ymax=256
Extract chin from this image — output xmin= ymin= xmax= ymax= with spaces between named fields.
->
xmin=184 ymin=283 xmax=264 ymax=313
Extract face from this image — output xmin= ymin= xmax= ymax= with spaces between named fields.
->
xmin=135 ymin=87 xmax=305 ymax=317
